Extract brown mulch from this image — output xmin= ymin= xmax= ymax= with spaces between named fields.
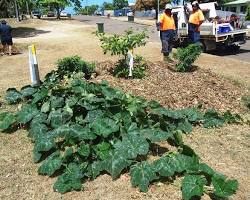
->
xmin=94 ymin=61 xmax=248 ymax=114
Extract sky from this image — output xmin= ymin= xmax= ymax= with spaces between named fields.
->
xmin=65 ymin=0 xmax=135 ymax=14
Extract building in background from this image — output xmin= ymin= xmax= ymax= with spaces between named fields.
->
xmin=222 ymin=0 xmax=250 ymax=14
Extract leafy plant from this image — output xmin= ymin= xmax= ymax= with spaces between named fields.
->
xmin=113 ymin=55 xmax=147 ymax=79
xmin=97 ymin=29 xmax=148 ymax=78
xmin=57 ymin=55 xmax=95 ymax=79
xmin=0 ymin=57 xmax=240 ymax=199
xmin=173 ymin=44 xmax=202 ymax=72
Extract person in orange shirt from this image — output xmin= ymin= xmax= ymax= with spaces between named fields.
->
xmin=157 ymin=4 xmax=176 ymax=60
xmin=188 ymin=1 xmax=205 ymax=43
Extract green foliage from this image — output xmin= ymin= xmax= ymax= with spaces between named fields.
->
xmin=102 ymin=2 xmax=115 ymax=10
xmin=77 ymin=5 xmax=99 ymax=15
xmin=113 ymin=0 xmax=128 ymax=9
xmin=245 ymin=5 xmax=250 ymax=20
xmin=97 ymin=30 xmax=148 ymax=78
xmin=57 ymin=56 xmax=95 ymax=79
xmin=113 ymin=55 xmax=147 ymax=79
xmin=0 ymin=56 xmax=240 ymax=199
xmin=173 ymin=44 xmax=202 ymax=72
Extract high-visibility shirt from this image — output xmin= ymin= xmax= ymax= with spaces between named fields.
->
xmin=189 ymin=10 xmax=205 ymax=25
xmin=159 ymin=13 xmax=176 ymax=31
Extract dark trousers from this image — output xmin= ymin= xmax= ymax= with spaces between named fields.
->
xmin=188 ymin=31 xmax=200 ymax=44
xmin=160 ymin=30 xmax=175 ymax=56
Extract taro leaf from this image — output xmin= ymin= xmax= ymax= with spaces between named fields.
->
xmin=53 ymin=163 xmax=84 ymax=194
xmin=65 ymin=96 xmax=79 ymax=107
xmin=29 ymin=122 xmax=48 ymax=140
xmin=212 ymin=174 xmax=238 ymax=198
xmin=140 ymin=128 xmax=173 ymax=143
xmin=103 ymin=152 xmax=132 ymax=179
xmin=180 ymin=108 xmax=203 ymax=122
xmin=38 ymin=151 xmax=62 ymax=176
xmin=51 ymin=124 xmax=96 ymax=141
xmin=0 ymin=112 xmax=16 ymax=130
xmin=94 ymin=141 xmax=112 ymax=160
xmin=50 ymin=97 xmax=65 ymax=109
xmin=102 ymin=87 xmax=118 ymax=100
xmin=5 ymin=88 xmax=22 ymax=104
xmin=48 ymin=110 xmax=72 ymax=129
xmin=90 ymin=117 xmax=119 ymax=138
xmin=177 ymin=119 xmax=193 ymax=133
xmin=114 ymin=133 xmax=149 ymax=159
xmin=41 ymin=101 xmax=50 ymax=113
xmin=88 ymin=160 xmax=106 ymax=179
xmin=199 ymin=163 xmax=215 ymax=176
xmin=32 ymin=88 xmax=49 ymax=104
xmin=63 ymin=147 xmax=74 ymax=162
xmin=203 ymin=109 xmax=224 ymax=128
xmin=153 ymin=154 xmax=198 ymax=177
xmin=182 ymin=175 xmax=207 ymax=200
xmin=77 ymin=143 xmax=90 ymax=158
xmin=20 ymin=86 xmax=37 ymax=98
xmin=85 ymin=109 xmax=104 ymax=123
xmin=17 ymin=104 xmax=39 ymax=124
xmin=33 ymin=135 xmax=56 ymax=163
xmin=130 ymin=161 xmax=158 ymax=192
xmin=32 ymin=112 xmax=48 ymax=125
xmin=152 ymin=108 xmax=184 ymax=120
xmin=72 ymin=124 xmax=97 ymax=141
xmin=223 ymin=111 xmax=242 ymax=124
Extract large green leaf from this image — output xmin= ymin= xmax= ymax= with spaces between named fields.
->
xmin=203 ymin=109 xmax=224 ymax=128
xmin=17 ymin=104 xmax=39 ymax=124
xmin=88 ymin=160 xmax=106 ymax=179
xmin=33 ymin=135 xmax=56 ymax=163
xmin=94 ymin=141 xmax=112 ymax=160
xmin=130 ymin=161 xmax=158 ymax=192
xmin=140 ymin=128 xmax=173 ymax=143
xmin=38 ymin=151 xmax=62 ymax=176
xmin=77 ymin=143 xmax=90 ymax=158
xmin=212 ymin=174 xmax=238 ymax=198
xmin=5 ymin=88 xmax=22 ymax=104
xmin=20 ymin=86 xmax=37 ymax=98
xmin=182 ymin=175 xmax=207 ymax=200
xmin=0 ymin=112 xmax=16 ymax=130
xmin=41 ymin=101 xmax=50 ymax=113
xmin=48 ymin=110 xmax=72 ymax=128
xmin=50 ymin=97 xmax=65 ymax=109
xmin=153 ymin=154 xmax=199 ymax=177
xmin=103 ymin=152 xmax=132 ymax=179
xmin=53 ymin=163 xmax=84 ymax=194
xmin=90 ymin=117 xmax=119 ymax=138
xmin=114 ymin=133 xmax=149 ymax=159
xmin=29 ymin=122 xmax=48 ymax=140
xmin=32 ymin=87 xmax=49 ymax=104
xmin=177 ymin=119 xmax=193 ymax=133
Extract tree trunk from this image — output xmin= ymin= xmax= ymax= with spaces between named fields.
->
xmin=56 ymin=5 xmax=60 ymax=19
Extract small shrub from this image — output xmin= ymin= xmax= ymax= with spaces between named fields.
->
xmin=114 ymin=55 xmax=147 ymax=79
xmin=173 ymin=44 xmax=202 ymax=72
xmin=57 ymin=56 xmax=95 ymax=79
xmin=97 ymin=29 xmax=148 ymax=78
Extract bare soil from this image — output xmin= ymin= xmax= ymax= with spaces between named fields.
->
xmin=0 ymin=19 xmax=250 ymax=200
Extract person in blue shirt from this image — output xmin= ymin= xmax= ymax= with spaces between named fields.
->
xmin=0 ymin=20 xmax=13 ymax=55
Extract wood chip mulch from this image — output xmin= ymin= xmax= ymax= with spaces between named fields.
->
xmin=94 ymin=61 xmax=248 ymax=114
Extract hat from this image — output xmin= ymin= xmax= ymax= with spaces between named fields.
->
xmin=192 ymin=1 xmax=199 ymax=6
xmin=165 ymin=4 xmax=172 ymax=10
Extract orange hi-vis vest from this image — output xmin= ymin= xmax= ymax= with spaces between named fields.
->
xmin=189 ymin=10 xmax=205 ymax=25
xmin=160 ymin=13 xmax=176 ymax=31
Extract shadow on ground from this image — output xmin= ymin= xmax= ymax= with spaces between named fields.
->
xmin=208 ymin=48 xmax=250 ymax=56
xmin=12 ymin=27 xmax=50 ymax=38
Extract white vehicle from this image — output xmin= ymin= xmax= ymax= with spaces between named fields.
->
xmin=60 ymin=11 xmax=69 ymax=17
xmin=172 ymin=2 xmax=248 ymax=51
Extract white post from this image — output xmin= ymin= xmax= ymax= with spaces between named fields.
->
xmin=127 ymin=50 xmax=134 ymax=77
xmin=14 ymin=0 xmax=20 ymax=22
xmin=28 ymin=45 xmax=40 ymax=85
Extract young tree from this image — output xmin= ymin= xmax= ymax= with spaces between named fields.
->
xmin=246 ymin=4 xmax=250 ymax=20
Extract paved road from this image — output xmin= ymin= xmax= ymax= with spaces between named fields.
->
xmin=73 ymin=15 xmax=250 ymax=63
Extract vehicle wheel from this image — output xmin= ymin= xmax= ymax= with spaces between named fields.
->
xmin=231 ymin=45 xmax=240 ymax=52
